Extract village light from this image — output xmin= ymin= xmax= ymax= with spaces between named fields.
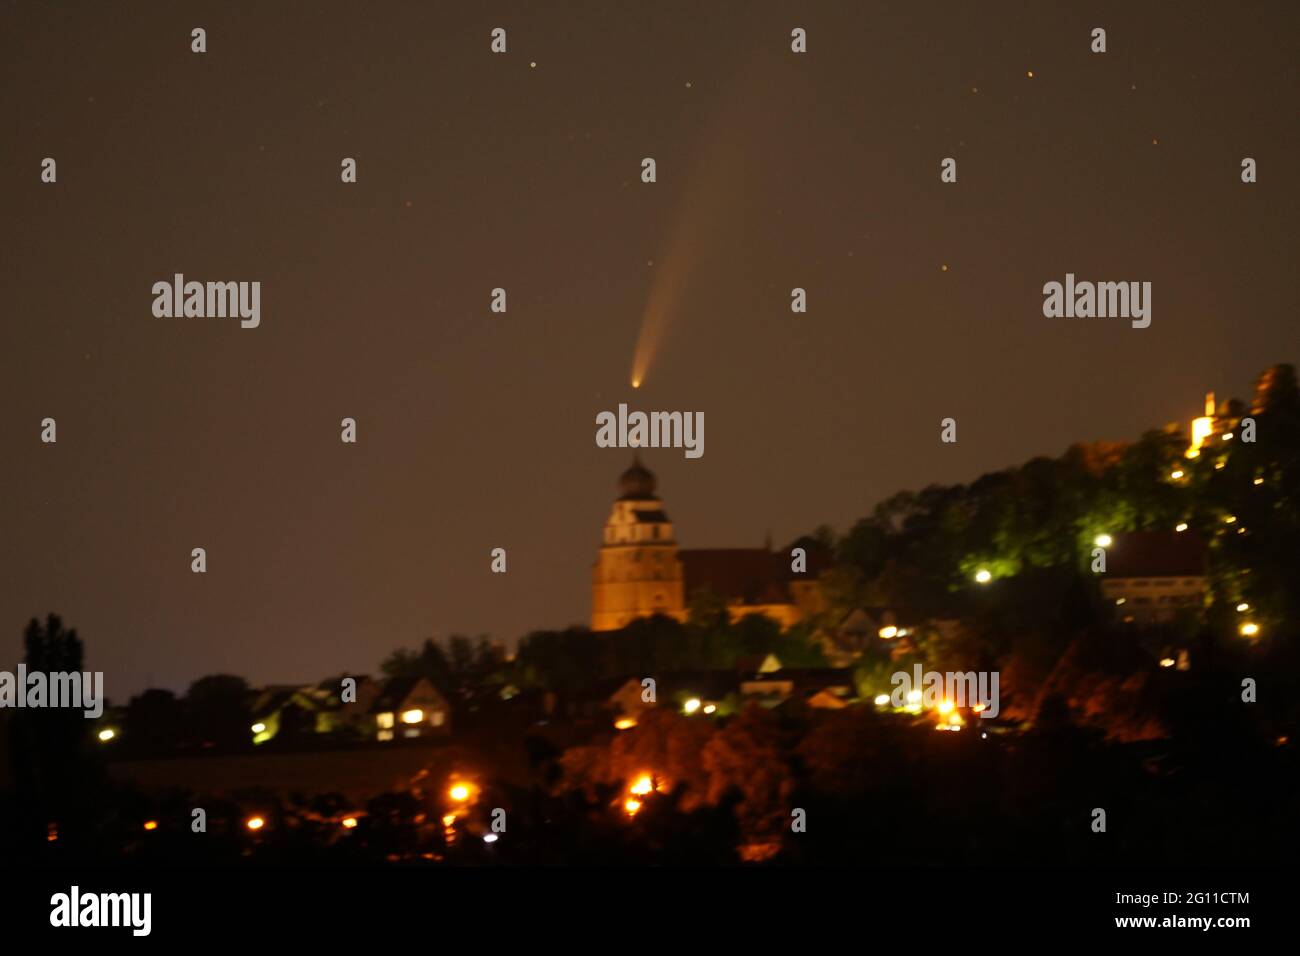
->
xmin=341 ymin=816 xmax=358 ymax=829
xmin=1175 ymin=523 xmax=1188 ymax=532
xmin=251 ymin=722 xmax=266 ymax=734
xmin=1237 ymin=603 xmax=1250 ymax=612
xmin=873 ymin=693 xmax=890 ymax=707
xmin=629 ymin=775 xmax=654 ymax=796
xmin=683 ymin=698 xmax=701 ymax=714
xmin=614 ymin=717 xmax=637 ymax=730
xmin=624 ymin=798 xmax=642 ymax=816
xmin=143 ymin=820 xmax=158 ymax=831
xmin=937 ymin=700 xmax=955 ymax=715
xmin=97 ymin=728 xmax=115 ymax=742
xmin=906 ymin=689 xmax=922 ymax=704
xmin=245 ymin=816 xmax=265 ymax=832
xmin=1170 ymin=470 xmax=1184 ymax=479
xmin=1224 ymin=515 xmax=1237 ymax=524
xmin=1240 ymin=622 xmax=1260 ymax=637
xmin=1254 ymin=477 xmax=1264 ymax=485
xmin=483 ymin=833 xmax=499 ymax=843
xmin=702 ymin=704 xmax=716 ymax=715
xmin=974 ymin=569 xmax=992 ymax=584
xmin=449 ymin=783 xmax=472 ymax=802
xmin=1159 ymin=658 xmax=1176 ymax=668
xmin=1095 ymin=534 xmax=1112 ymax=548
xmin=400 ymin=709 xmax=423 ymax=724
xmin=442 ymin=813 xmax=456 ymax=826
xmin=878 ymin=625 xmax=898 ymax=639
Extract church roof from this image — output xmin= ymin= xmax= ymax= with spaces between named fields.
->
xmin=680 ymin=549 xmax=790 ymax=605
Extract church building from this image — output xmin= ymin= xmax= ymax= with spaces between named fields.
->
xmin=591 ymin=459 xmax=827 ymax=631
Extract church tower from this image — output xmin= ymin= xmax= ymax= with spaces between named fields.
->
xmin=591 ymin=457 xmax=686 ymax=631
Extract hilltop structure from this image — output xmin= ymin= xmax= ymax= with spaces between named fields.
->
xmin=590 ymin=458 xmax=828 ymax=631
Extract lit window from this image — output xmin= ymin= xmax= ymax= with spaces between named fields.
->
xmin=376 ymin=712 xmax=395 ymax=729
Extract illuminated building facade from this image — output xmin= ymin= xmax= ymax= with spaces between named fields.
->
xmin=591 ymin=459 xmax=826 ymax=631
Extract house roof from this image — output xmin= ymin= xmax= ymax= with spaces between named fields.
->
xmin=1106 ymin=531 xmax=1208 ymax=578
xmin=604 ymin=670 xmax=740 ymax=703
xmin=369 ymin=676 xmax=442 ymax=714
xmin=746 ymin=667 xmax=854 ymax=690
xmin=316 ymin=674 xmax=372 ymax=694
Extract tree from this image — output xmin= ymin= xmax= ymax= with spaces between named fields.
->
xmin=9 ymin=615 xmax=104 ymax=850
xmin=124 ymin=688 xmax=185 ymax=754
xmin=184 ymin=674 xmax=251 ymax=749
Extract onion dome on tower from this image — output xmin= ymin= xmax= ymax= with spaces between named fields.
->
xmin=618 ymin=456 xmax=658 ymax=500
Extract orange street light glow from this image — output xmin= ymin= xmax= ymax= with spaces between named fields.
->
xmin=246 ymin=816 xmax=265 ymax=831
xmin=341 ymin=816 xmax=358 ymax=829
xmin=614 ymin=717 xmax=637 ymax=730
xmin=624 ymin=798 xmax=642 ymax=815
xmin=143 ymin=820 xmax=158 ymax=831
xmin=449 ymin=783 xmax=472 ymax=802
xmin=629 ymin=775 xmax=654 ymax=796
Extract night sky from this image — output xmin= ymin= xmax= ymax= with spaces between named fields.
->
xmin=2 ymin=1 xmax=1296 ymax=697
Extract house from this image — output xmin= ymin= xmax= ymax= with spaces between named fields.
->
xmin=1099 ymin=531 xmax=1208 ymax=624
xmin=606 ymin=670 xmax=741 ymax=720
xmin=249 ymin=685 xmax=325 ymax=745
xmin=369 ymin=676 xmax=450 ymax=741
xmin=740 ymin=666 xmax=855 ymax=708
xmin=310 ymin=675 xmax=381 ymax=737
xmin=819 ymin=607 xmax=932 ymax=666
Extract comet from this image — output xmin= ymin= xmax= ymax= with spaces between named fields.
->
xmin=627 ymin=49 xmax=794 ymax=389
